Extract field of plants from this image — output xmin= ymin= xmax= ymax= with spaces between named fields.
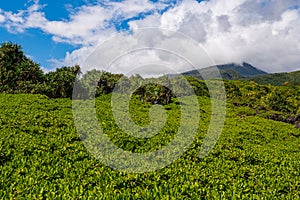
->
xmin=1 ymin=93 xmax=299 ymax=199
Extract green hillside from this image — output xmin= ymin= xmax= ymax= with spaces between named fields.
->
xmin=246 ymin=70 xmax=300 ymax=86
xmin=178 ymin=61 xmax=299 ymax=86
xmin=1 ymin=94 xmax=299 ymax=199
xmin=1 ymin=42 xmax=300 ymax=198
xmin=180 ymin=62 xmax=268 ymax=80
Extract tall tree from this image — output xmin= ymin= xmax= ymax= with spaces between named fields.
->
xmin=0 ymin=42 xmax=44 ymax=93
xmin=44 ymin=65 xmax=81 ymax=98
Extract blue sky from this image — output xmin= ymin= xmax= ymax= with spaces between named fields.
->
xmin=0 ymin=0 xmax=180 ymax=70
xmin=0 ymin=0 xmax=299 ymax=74
xmin=0 ymin=0 xmax=84 ymax=68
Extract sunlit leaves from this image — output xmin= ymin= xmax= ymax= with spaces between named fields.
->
xmin=0 ymin=94 xmax=299 ymax=199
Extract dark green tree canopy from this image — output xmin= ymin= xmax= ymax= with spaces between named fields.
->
xmin=0 ymin=42 xmax=44 ymax=92
xmin=43 ymin=65 xmax=81 ymax=98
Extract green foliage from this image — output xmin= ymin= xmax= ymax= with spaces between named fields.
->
xmin=0 ymin=42 xmax=299 ymax=199
xmin=183 ymin=76 xmax=209 ymax=97
xmin=0 ymin=94 xmax=299 ymax=199
xmin=80 ymin=70 xmax=124 ymax=97
xmin=134 ymin=83 xmax=173 ymax=104
xmin=223 ymin=80 xmax=300 ymax=114
xmin=43 ymin=65 xmax=81 ymax=98
xmin=97 ymin=71 xmax=123 ymax=95
xmin=181 ymin=62 xmax=267 ymax=80
xmin=0 ymin=42 xmax=44 ymax=93
xmin=246 ymin=70 xmax=300 ymax=86
xmin=80 ymin=73 xmax=200 ymax=105
xmin=261 ymin=86 xmax=300 ymax=114
xmin=0 ymin=42 xmax=84 ymax=98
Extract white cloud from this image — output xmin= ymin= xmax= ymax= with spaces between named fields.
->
xmin=126 ymin=0 xmax=300 ymax=73
xmin=0 ymin=0 xmax=172 ymax=43
xmin=0 ymin=0 xmax=300 ymax=75
xmin=81 ymin=28 xmax=219 ymax=77
xmin=0 ymin=14 xmax=4 ymax=23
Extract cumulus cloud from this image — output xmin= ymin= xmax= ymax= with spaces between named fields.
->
xmin=0 ymin=0 xmax=299 ymax=75
xmin=130 ymin=0 xmax=300 ymax=73
xmin=0 ymin=16 xmax=4 ymax=23
xmin=0 ymin=0 xmax=173 ymax=44
xmin=81 ymin=28 xmax=213 ymax=77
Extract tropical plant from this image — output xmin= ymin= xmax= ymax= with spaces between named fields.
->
xmin=43 ymin=65 xmax=81 ymax=98
xmin=0 ymin=42 xmax=44 ymax=93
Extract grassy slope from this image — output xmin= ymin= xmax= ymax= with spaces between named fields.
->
xmin=0 ymin=94 xmax=299 ymax=199
xmin=246 ymin=70 xmax=300 ymax=86
xmin=181 ymin=63 xmax=267 ymax=80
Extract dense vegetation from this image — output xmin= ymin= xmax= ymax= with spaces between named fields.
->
xmin=224 ymin=80 xmax=300 ymax=127
xmin=246 ymin=70 xmax=300 ymax=86
xmin=180 ymin=62 xmax=268 ymax=80
xmin=1 ymin=42 xmax=299 ymax=113
xmin=0 ymin=42 xmax=300 ymax=198
xmin=1 ymin=94 xmax=299 ymax=199
xmin=0 ymin=42 xmax=81 ymax=98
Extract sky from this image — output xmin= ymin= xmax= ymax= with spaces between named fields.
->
xmin=0 ymin=0 xmax=299 ymax=76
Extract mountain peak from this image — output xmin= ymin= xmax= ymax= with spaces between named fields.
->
xmin=179 ymin=62 xmax=268 ymax=80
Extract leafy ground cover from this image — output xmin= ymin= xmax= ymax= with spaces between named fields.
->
xmin=0 ymin=94 xmax=299 ymax=199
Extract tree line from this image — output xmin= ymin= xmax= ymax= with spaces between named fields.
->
xmin=0 ymin=42 xmax=210 ymax=103
xmin=0 ymin=42 xmax=80 ymax=98
xmin=1 ymin=42 xmax=299 ymax=116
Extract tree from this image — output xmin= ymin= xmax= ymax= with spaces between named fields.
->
xmin=80 ymin=70 xmax=124 ymax=97
xmin=0 ymin=42 xmax=44 ymax=93
xmin=44 ymin=65 xmax=81 ymax=98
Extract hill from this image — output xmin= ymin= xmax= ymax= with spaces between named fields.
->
xmin=0 ymin=94 xmax=299 ymax=198
xmin=176 ymin=62 xmax=268 ymax=80
xmin=176 ymin=62 xmax=300 ymax=87
xmin=246 ymin=70 xmax=300 ymax=86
